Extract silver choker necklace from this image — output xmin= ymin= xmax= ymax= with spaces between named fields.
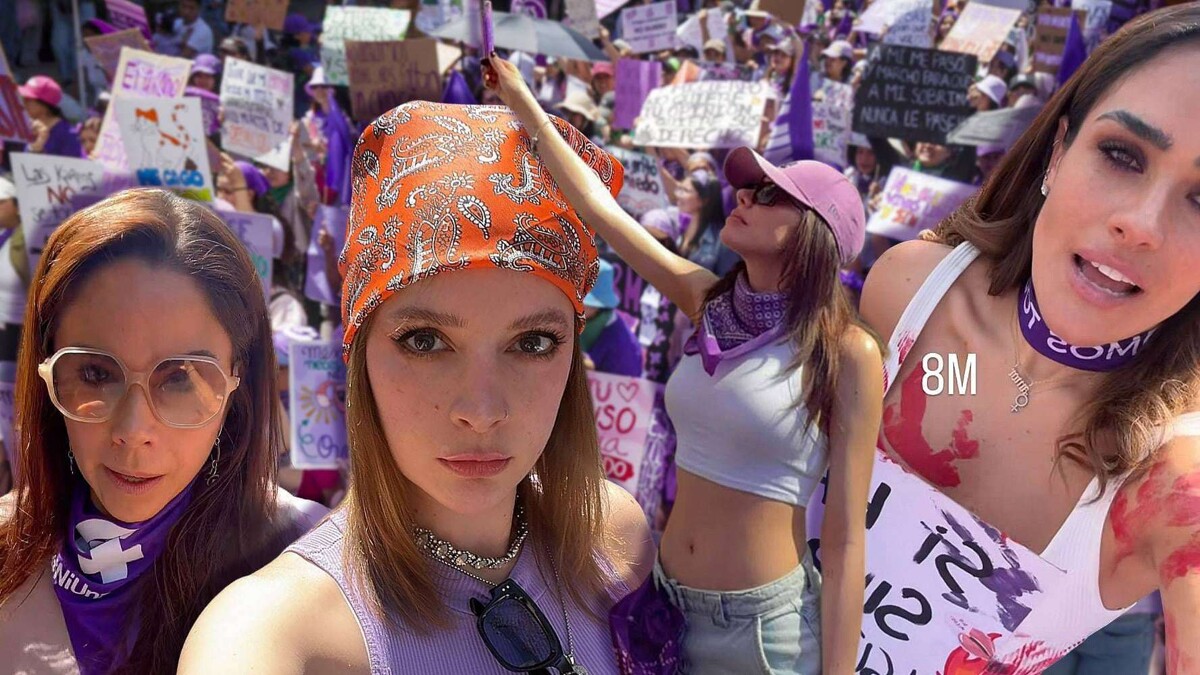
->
xmin=413 ymin=505 xmax=528 ymax=572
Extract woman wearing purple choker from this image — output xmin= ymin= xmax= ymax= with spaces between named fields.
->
xmin=805 ymin=6 xmax=1200 ymax=672
xmin=487 ymin=55 xmax=883 ymax=673
xmin=0 ymin=190 xmax=327 ymax=673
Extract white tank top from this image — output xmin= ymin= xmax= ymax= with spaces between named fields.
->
xmin=806 ymin=242 xmax=1200 ymax=673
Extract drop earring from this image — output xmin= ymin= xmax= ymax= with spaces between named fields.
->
xmin=1040 ymin=181 xmax=1049 ymax=197
xmin=67 ymin=450 xmax=76 ymax=475
xmin=206 ymin=437 xmax=221 ymax=486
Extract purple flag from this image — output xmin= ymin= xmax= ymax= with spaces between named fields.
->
xmin=320 ymin=98 xmax=354 ymax=207
xmin=442 ymin=71 xmax=479 ymax=105
xmin=786 ymin=41 xmax=814 ymax=162
xmin=1058 ymin=13 xmax=1087 ymax=86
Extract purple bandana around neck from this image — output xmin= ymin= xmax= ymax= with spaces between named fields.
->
xmin=1018 ymin=279 xmax=1157 ymax=372
xmin=52 ymin=478 xmax=196 ymax=673
xmin=684 ymin=273 xmax=788 ymax=376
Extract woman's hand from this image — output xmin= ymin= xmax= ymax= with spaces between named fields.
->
xmin=317 ymin=228 xmax=335 ymax=255
xmin=482 ymin=55 xmax=541 ymax=118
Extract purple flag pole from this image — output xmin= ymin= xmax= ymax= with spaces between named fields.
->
xmin=786 ymin=40 xmax=814 ymax=162
xmin=1058 ymin=13 xmax=1087 ymax=86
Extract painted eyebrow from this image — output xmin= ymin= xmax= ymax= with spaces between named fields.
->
xmin=509 ymin=309 xmax=573 ymax=332
xmin=1096 ymin=110 xmax=1173 ymax=152
xmin=382 ymin=307 xmax=467 ymax=329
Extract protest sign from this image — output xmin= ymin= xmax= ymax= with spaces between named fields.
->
xmin=94 ymin=49 xmax=193 ymax=171
xmin=114 ymin=96 xmax=214 ymax=202
xmin=84 ymin=28 xmax=151 ymax=82
xmin=852 ymin=45 xmax=976 ymax=144
xmin=598 ymin=0 xmax=632 ymax=18
xmin=621 ymin=1 xmax=679 ymax=54
xmin=939 ymin=2 xmax=1022 ymax=63
xmin=321 ymin=7 xmax=413 ymax=86
xmin=414 ymin=0 xmax=466 ymax=34
xmin=946 ymin=104 xmax=1042 ymax=148
xmin=608 ymin=147 xmax=668 ymax=218
xmin=675 ymin=10 xmax=729 ymax=56
xmin=289 ymin=340 xmax=349 ymax=471
xmin=634 ymin=80 xmax=774 ymax=149
xmin=587 ymin=371 xmax=656 ymax=498
xmin=564 ymin=0 xmax=602 ymax=38
xmin=217 ymin=210 xmax=275 ymax=300
xmin=305 ymin=205 xmax=349 ymax=306
xmin=882 ymin=0 xmax=934 ymax=48
xmin=696 ymin=62 xmax=758 ymax=82
xmin=813 ymin=80 xmax=855 ymax=168
xmin=806 ymin=452 xmax=1064 ymax=674
xmin=11 ymin=153 xmax=108 ymax=273
xmin=1072 ymin=0 xmax=1112 ymax=52
xmin=1032 ymin=6 xmax=1075 ymax=74
xmin=857 ymin=0 xmax=918 ymax=34
xmin=756 ymin=0 xmax=805 ymax=25
xmin=225 ymin=0 xmax=289 ymax=31
xmin=346 ymin=39 xmax=453 ymax=121
xmin=220 ymin=58 xmax=294 ymax=171
xmin=106 ymin=0 xmax=150 ymax=36
xmin=0 ymin=47 xmax=33 ymax=144
xmin=866 ymin=167 xmax=976 ymax=241
xmin=613 ymin=58 xmax=663 ymax=130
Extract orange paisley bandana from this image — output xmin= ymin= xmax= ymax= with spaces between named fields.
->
xmin=339 ymin=102 xmax=625 ymax=359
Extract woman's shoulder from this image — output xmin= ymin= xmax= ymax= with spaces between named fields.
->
xmin=600 ymin=481 xmax=656 ymax=592
xmin=859 ymin=239 xmax=960 ymax=345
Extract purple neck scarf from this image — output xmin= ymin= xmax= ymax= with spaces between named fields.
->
xmin=685 ymin=273 xmax=788 ymax=375
xmin=52 ymin=479 xmax=195 ymax=673
xmin=1018 ymin=279 xmax=1157 ymax=372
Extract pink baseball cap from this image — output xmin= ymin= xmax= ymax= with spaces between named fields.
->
xmin=724 ymin=146 xmax=866 ymax=264
xmin=592 ymin=62 xmax=615 ymax=78
xmin=19 ymin=75 xmax=63 ymax=108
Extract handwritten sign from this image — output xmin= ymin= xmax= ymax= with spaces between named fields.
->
xmin=225 ymin=0 xmax=289 ymax=31
xmin=289 ymin=340 xmax=349 ymax=470
xmin=608 ymin=147 xmax=668 ymax=218
xmin=882 ymin=0 xmax=934 ymax=48
xmin=11 ymin=153 xmax=108 ymax=273
xmin=105 ymin=0 xmax=150 ymax=36
xmin=94 ymin=49 xmax=193 ymax=171
xmin=114 ymin=96 xmax=214 ymax=202
xmin=321 ymin=6 xmax=413 ymax=86
xmin=806 ymin=453 xmax=1064 ymax=674
xmin=346 ymin=38 xmax=448 ymax=121
xmin=852 ymin=45 xmax=976 ymax=144
xmin=220 ymin=58 xmax=294 ymax=172
xmin=813 ymin=80 xmax=855 ymax=168
xmin=587 ymin=371 xmax=656 ymax=498
xmin=0 ymin=46 xmax=32 ymax=144
xmin=564 ymin=0 xmax=602 ymax=39
xmin=217 ymin=210 xmax=275 ymax=300
xmin=939 ymin=2 xmax=1022 ymax=64
xmin=620 ymin=1 xmax=678 ymax=54
xmin=305 ymin=205 xmax=349 ymax=306
xmin=1032 ymin=7 xmax=1076 ymax=74
xmin=675 ymin=10 xmax=729 ymax=55
xmin=866 ymin=167 xmax=976 ymax=241
xmin=634 ymin=80 xmax=774 ymax=149
xmin=613 ymin=58 xmax=663 ymax=130
xmin=84 ymin=28 xmax=151 ymax=82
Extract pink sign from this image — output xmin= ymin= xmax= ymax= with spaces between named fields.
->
xmin=587 ymin=371 xmax=656 ymax=499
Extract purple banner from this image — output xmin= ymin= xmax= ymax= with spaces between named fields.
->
xmin=614 ymin=58 xmax=663 ymax=130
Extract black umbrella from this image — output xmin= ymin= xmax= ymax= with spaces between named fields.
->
xmin=429 ymin=11 xmax=608 ymax=62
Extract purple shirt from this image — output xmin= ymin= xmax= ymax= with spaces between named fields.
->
xmin=588 ymin=316 xmax=644 ymax=378
xmin=43 ymin=119 xmax=83 ymax=159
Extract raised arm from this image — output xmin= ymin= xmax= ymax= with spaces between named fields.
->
xmin=484 ymin=57 xmax=718 ymax=321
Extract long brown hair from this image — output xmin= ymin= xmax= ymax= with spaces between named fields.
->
xmin=705 ymin=208 xmax=881 ymax=434
xmin=0 ymin=189 xmax=297 ymax=672
xmin=341 ymin=311 xmax=613 ymax=631
xmin=929 ymin=4 xmax=1200 ymax=492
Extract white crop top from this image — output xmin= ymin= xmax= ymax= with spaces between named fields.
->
xmin=664 ymin=338 xmax=828 ymax=506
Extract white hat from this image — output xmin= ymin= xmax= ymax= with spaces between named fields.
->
xmin=305 ymin=66 xmax=329 ymax=97
xmin=975 ymin=75 xmax=1008 ymax=106
xmin=822 ymin=40 xmax=855 ymax=61
xmin=0 ymin=176 xmax=15 ymax=201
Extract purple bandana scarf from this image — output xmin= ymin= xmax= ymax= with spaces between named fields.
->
xmin=685 ymin=273 xmax=788 ymax=375
xmin=52 ymin=478 xmax=195 ymax=673
xmin=1018 ymin=279 xmax=1157 ymax=372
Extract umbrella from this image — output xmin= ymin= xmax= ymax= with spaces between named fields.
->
xmin=946 ymin=105 xmax=1043 ymax=149
xmin=429 ymin=11 xmax=608 ymax=62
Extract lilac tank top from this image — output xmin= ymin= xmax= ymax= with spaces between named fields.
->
xmin=286 ymin=508 xmax=626 ymax=674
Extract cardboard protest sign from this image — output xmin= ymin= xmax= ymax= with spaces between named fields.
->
xmin=587 ymin=371 xmax=656 ymax=498
xmin=882 ymin=0 xmax=934 ymax=48
xmin=346 ymin=39 xmax=455 ymax=121
xmin=675 ymin=10 xmax=730 ymax=56
xmin=1032 ymin=6 xmax=1076 ymax=74
xmin=106 ymin=0 xmax=150 ymax=36
xmin=321 ymin=6 xmax=413 ymax=86
xmin=11 ymin=153 xmax=108 ymax=273
xmin=225 ymin=0 xmax=289 ymax=31
xmin=217 ymin=210 xmax=275 ymax=300
xmin=939 ymin=2 xmax=1022 ymax=64
xmin=305 ymin=205 xmax=349 ymax=306
xmin=0 ymin=47 xmax=33 ymax=144
xmin=634 ymin=80 xmax=774 ymax=149
xmin=621 ymin=1 xmax=679 ymax=54
xmin=220 ymin=58 xmax=294 ymax=171
xmin=115 ymin=96 xmax=215 ymax=202
xmin=289 ymin=340 xmax=349 ymax=470
xmin=946 ymin=104 xmax=1042 ymax=149
xmin=866 ymin=167 xmax=976 ymax=240
xmin=564 ymin=0 xmax=602 ymax=39
xmin=806 ymin=452 xmax=1064 ymax=674
xmin=613 ymin=58 xmax=663 ymax=130
xmin=756 ymin=0 xmax=805 ymax=25
xmin=608 ymin=147 xmax=668 ymax=218
xmin=84 ymin=28 xmax=151 ymax=82
xmin=852 ymin=45 xmax=976 ymax=144
xmin=94 ymin=49 xmax=193 ymax=171
xmin=813 ymin=80 xmax=855 ymax=168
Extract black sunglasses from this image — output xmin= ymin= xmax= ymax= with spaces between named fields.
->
xmin=470 ymin=579 xmax=587 ymax=674
xmin=751 ymin=181 xmax=801 ymax=209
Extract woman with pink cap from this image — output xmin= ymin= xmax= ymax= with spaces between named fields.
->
xmin=19 ymin=75 xmax=81 ymax=159
xmin=487 ymin=54 xmax=882 ymax=673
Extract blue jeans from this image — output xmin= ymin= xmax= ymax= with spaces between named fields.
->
xmin=1043 ymin=613 xmax=1157 ymax=675
xmin=653 ymin=555 xmax=823 ymax=674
